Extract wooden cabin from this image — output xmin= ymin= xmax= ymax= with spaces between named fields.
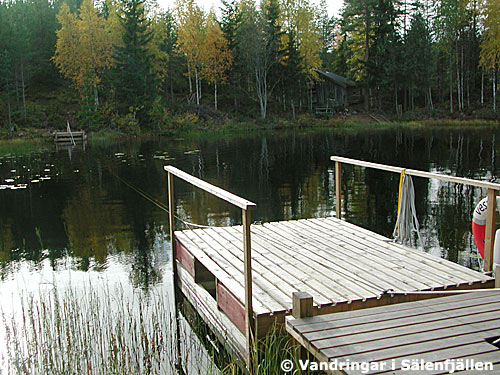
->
xmin=313 ymin=70 xmax=361 ymax=114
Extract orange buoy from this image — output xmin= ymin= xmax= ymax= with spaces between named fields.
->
xmin=472 ymin=197 xmax=488 ymax=258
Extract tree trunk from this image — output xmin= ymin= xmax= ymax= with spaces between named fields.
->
xmin=214 ymin=79 xmax=217 ymax=111
xmin=364 ymin=5 xmax=370 ymax=112
xmin=481 ymin=66 xmax=484 ymax=104
xmin=7 ymin=95 xmax=12 ymax=131
xmin=456 ymin=43 xmax=461 ymax=111
xmin=187 ymin=60 xmax=193 ymax=103
xmin=15 ymin=69 xmax=20 ymax=109
xmin=21 ymin=62 xmax=27 ymax=120
xmin=428 ymin=87 xmax=433 ymax=110
xmin=94 ymin=83 xmax=99 ymax=108
xmin=494 ymin=67 xmax=497 ymax=113
xmin=461 ymin=44 xmax=464 ymax=109
xmin=395 ymin=84 xmax=398 ymax=114
xmin=194 ymin=65 xmax=200 ymax=105
xmin=449 ymin=54 xmax=453 ymax=113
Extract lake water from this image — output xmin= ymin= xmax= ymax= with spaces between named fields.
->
xmin=0 ymin=126 xmax=498 ymax=372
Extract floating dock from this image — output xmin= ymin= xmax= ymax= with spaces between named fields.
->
xmin=165 ymin=156 xmax=500 ymax=371
xmin=286 ymin=290 xmax=500 ymax=374
xmin=174 ymin=217 xmax=493 ymax=361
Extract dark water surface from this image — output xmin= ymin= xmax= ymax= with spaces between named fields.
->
xmin=0 ymin=126 xmax=498 ymax=369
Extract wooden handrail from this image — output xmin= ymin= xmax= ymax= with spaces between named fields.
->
xmin=164 ymin=166 xmax=256 ymax=209
xmin=331 ymin=155 xmax=499 ymax=272
xmin=331 ymin=156 xmax=500 ymax=190
xmin=164 ymin=165 xmax=255 ymax=369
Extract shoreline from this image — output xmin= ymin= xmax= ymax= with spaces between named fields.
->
xmin=0 ymin=115 xmax=498 ymax=145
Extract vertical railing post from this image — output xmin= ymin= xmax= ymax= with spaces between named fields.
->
xmin=168 ymin=172 xmax=183 ymax=374
xmin=335 ymin=161 xmax=342 ymax=219
xmin=484 ymin=188 xmax=496 ymax=272
xmin=242 ymin=208 xmax=254 ymax=370
xmin=168 ymin=172 xmax=176 ymax=272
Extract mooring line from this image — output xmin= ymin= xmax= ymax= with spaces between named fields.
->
xmin=107 ymin=166 xmax=210 ymax=229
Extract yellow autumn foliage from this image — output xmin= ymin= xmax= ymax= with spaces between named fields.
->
xmin=53 ymin=0 xmax=114 ymax=96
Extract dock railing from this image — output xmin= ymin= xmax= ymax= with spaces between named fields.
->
xmin=331 ymin=155 xmax=500 ymax=274
xmin=164 ymin=166 xmax=257 ymax=367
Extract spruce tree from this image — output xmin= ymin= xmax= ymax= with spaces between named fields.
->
xmin=112 ymin=0 xmax=156 ymax=124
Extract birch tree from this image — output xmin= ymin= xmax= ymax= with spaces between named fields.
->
xmin=176 ymin=0 xmax=206 ymax=105
xmin=53 ymin=0 xmax=113 ymax=108
xmin=201 ymin=11 xmax=233 ymax=110
xmin=237 ymin=0 xmax=282 ymax=118
xmin=480 ymin=0 xmax=500 ymax=112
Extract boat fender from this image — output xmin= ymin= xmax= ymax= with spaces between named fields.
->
xmin=472 ymin=196 xmax=500 ymax=261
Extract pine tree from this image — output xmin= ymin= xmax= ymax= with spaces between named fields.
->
xmin=112 ymin=0 xmax=156 ymax=123
xmin=341 ymin=0 xmax=378 ymax=111
xmin=220 ymin=0 xmax=241 ymax=109
xmin=405 ymin=12 xmax=434 ymax=110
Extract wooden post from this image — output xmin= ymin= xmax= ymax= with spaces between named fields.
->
xmin=242 ymin=208 xmax=254 ymax=369
xmin=292 ymin=291 xmax=313 ymax=319
xmin=168 ymin=172 xmax=176 ymax=272
xmin=335 ymin=161 xmax=342 ymax=219
xmin=292 ymin=291 xmax=313 ymax=360
xmin=484 ymin=189 xmax=496 ymax=272
xmin=495 ymin=265 xmax=500 ymax=288
xmin=167 ymin=172 xmax=184 ymax=375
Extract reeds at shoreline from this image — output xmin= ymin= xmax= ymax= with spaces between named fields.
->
xmin=1 ymin=280 xmax=310 ymax=375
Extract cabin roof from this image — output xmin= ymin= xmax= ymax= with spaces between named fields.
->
xmin=315 ymin=69 xmax=356 ymax=88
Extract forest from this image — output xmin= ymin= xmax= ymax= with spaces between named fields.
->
xmin=0 ymin=0 xmax=499 ymax=134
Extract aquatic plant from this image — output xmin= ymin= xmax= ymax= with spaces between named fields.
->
xmin=2 ymin=281 xmax=179 ymax=375
xmin=1 ymin=277 xmax=314 ymax=375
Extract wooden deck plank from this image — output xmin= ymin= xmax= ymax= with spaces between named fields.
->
xmin=175 ymin=231 xmax=268 ymax=314
xmin=197 ymin=226 xmax=291 ymax=310
xmin=313 ymin=218 xmax=486 ymax=286
xmin=250 ymin=225 xmax=377 ymax=302
xmin=315 ymin=310 xmax=500 ymax=354
xmin=301 ymin=312 xmax=500 ymax=349
xmin=256 ymin=222 xmax=393 ymax=299
xmin=280 ymin=219 xmax=440 ymax=291
xmin=325 ymin=218 xmax=491 ymax=283
xmin=374 ymin=345 xmax=500 ymax=375
xmin=288 ymin=293 xmax=500 ymax=334
xmin=181 ymin=228 xmax=285 ymax=312
xmin=213 ymin=226 xmax=334 ymax=306
xmin=326 ymin=216 xmax=484 ymax=280
xmin=288 ymin=290 xmax=498 ymax=328
xmin=323 ymin=327 xmax=500 ymax=364
xmin=287 ymin=291 xmax=500 ymax=375
xmin=243 ymin=225 xmax=363 ymax=303
xmin=306 ymin=218 xmax=462 ymax=286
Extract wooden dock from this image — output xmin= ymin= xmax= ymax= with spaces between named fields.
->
xmin=286 ymin=290 xmax=500 ymax=374
xmin=54 ymin=130 xmax=86 ymax=144
xmin=174 ymin=217 xmax=493 ymax=361
xmin=165 ymin=156 xmax=500 ymax=371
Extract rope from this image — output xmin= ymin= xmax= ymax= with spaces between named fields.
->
xmin=393 ymin=172 xmax=423 ymax=248
xmin=107 ymin=167 xmax=210 ymax=229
